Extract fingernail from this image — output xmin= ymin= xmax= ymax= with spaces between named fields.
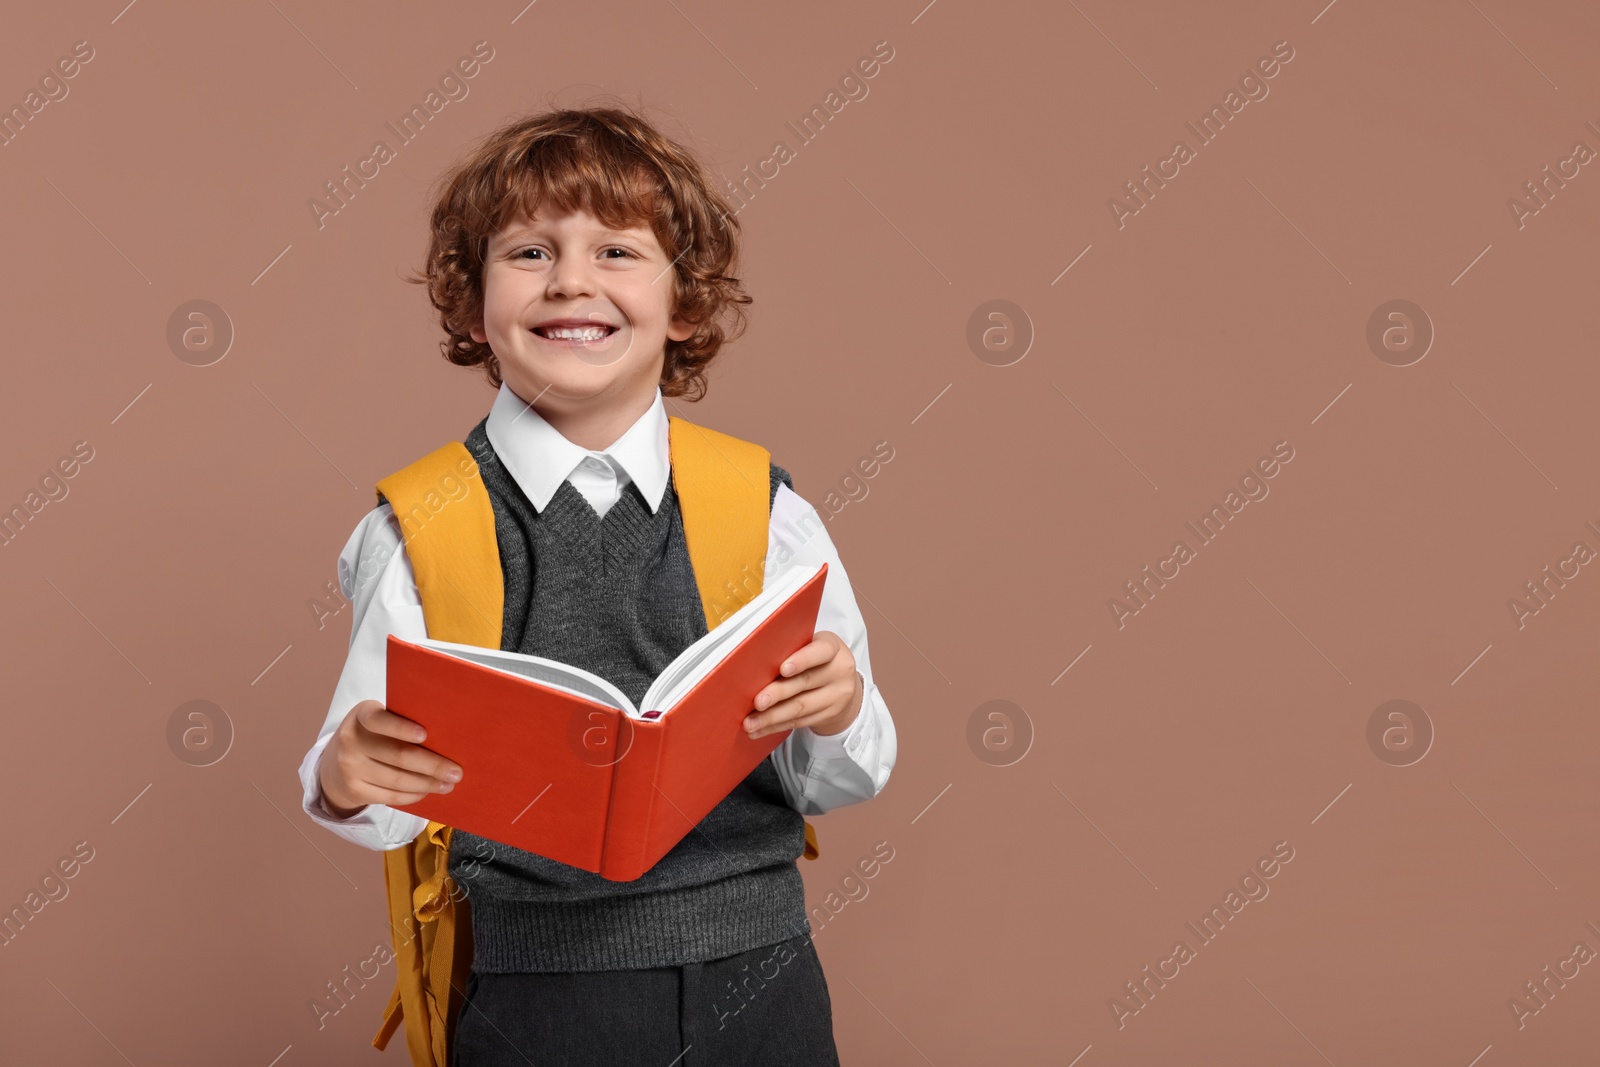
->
xmin=444 ymin=769 xmax=462 ymax=782
xmin=414 ymin=730 xmax=427 ymax=742
xmin=438 ymin=782 xmax=454 ymax=793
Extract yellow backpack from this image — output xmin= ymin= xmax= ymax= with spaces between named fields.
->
xmin=368 ymin=414 xmax=820 ymax=1065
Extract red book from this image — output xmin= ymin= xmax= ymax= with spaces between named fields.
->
xmin=386 ymin=561 xmax=828 ymax=881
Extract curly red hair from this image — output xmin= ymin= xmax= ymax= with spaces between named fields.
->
xmin=407 ymin=104 xmax=751 ymax=400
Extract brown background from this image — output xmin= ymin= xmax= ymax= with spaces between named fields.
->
xmin=2 ymin=0 xmax=1597 ymax=1063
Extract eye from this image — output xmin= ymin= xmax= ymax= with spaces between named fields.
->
xmin=602 ymin=247 xmax=636 ymax=259
xmin=513 ymin=246 xmax=546 ymax=261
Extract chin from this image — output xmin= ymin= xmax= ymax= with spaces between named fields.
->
xmin=504 ymin=367 xmax=622 ymax=403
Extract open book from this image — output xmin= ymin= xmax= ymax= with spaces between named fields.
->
xmin=386 ymin=560 xmax=828 ymax=881
xmin=412 ymin=560 xmax=827 ymax=722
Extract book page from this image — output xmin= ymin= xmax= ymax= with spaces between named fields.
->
xmin=414 ymin=639 xmax=637 ymax=715
xmin=643 ymin=562 xmax=822 ymax=714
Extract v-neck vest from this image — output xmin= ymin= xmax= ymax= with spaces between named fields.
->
xmin=447 ymin=418 xmax=811 ymax=973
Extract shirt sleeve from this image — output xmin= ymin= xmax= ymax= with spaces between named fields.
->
xmin=296 ymin=504 xmax=431 ymax=851
xmin=763 ymin=483 xmax=899 ymax=816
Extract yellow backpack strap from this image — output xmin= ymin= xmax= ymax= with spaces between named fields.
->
xmin=666 ymin=415 xmax=769 ymax=627
xmin=374 ymin=822 xmax=472 ymax=1063
xmin=375 ymin=442 xmax=503 ymax=648
xmin=371 ymin=442 xmax=500 ymax=1064
xmin=668 ymin=415 xmax=820 ymax=863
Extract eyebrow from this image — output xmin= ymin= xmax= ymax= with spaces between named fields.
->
xmin=495 ymin=223 xmax=648 ymax=245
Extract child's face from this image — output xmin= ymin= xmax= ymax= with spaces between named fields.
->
xmin=471 ymin=204 xmax=694 ymax=415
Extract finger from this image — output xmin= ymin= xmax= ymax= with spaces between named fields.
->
xmin=747 ymin=679 xmax=852 ymax=737
xmin=756 ymin=640 xmax=830 ymax=709
xmin=748 ymin=703 xmax=837 ymax=739
xmin=360 ymin=759 xmax=457 ymax=797
xmin=758 ymin=650 xmax=851 ymax=711
xmin=777 ymin=634 xmax=836 ymax=679
xmin=750 ymin=688 xmax=813 ymax=731
xmin=361 ymin=784 xmax=440 ymax=807
xmin=356 ymin=701 xmax=431 ymax=743
xmin=759 ymin=635 xmax=853 ymax=709
xmin=367 ymin=735 xmax=463 ymax=783
xmin=755 ymin=668 xmax=814 ymax=712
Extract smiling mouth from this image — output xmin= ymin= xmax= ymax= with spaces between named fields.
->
xmin=533 ymin=324 xmax=619 ymax=343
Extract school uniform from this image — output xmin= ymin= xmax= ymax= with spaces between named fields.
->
xmin=298 ymin=382 xmax=897 ymax=1065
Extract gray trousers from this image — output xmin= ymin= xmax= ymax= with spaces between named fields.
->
xmin=453 ymin=931 xmax=842 ymax=1066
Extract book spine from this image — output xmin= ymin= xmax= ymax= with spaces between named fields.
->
xmin=599 ymin=719 xmax=667 ymax=881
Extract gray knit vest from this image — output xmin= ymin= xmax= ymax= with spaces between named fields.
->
xmin=444 ymin=417 xmax=812 ymax=973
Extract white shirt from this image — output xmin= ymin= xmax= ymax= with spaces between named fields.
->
xmin=298 ymin=382 xmax=898 ymax=852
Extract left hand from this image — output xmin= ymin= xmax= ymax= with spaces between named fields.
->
xmin=745 ymin=630 xmax=863 ymax=740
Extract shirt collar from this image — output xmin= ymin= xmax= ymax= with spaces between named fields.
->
xmin=483 ymin=382 xmax=671 ymax=514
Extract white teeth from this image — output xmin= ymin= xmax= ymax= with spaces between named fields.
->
xmin=541 ymin=325 xmax=611 ymax=341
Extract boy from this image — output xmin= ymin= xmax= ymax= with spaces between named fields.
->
xmin=296 ymin=106 xmax=897 ymax=1065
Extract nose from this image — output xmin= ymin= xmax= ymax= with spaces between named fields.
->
xmin=544 ymin=251 xmax=596 ymax=301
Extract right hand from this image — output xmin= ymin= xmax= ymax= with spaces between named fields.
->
xmin=317 ymin=699 xmax=463 ymax=819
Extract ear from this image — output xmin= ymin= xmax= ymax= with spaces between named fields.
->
xmin=665 ymin=316 xmax=696 ymax=343
xmin=470 ymin=322 xmax=487 ymax=344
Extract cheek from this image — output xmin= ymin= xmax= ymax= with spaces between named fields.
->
xmin=481 ymin=272 xmax=533 ymax=328
xmin=618 ymin=286 xmax=674 ymax=334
